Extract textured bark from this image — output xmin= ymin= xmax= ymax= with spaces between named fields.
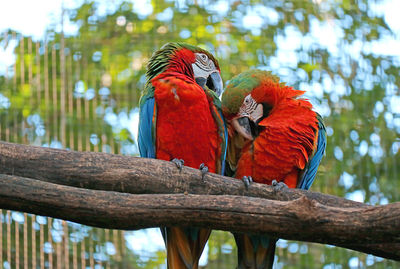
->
xmin=0 ymin=141 xmax=400 ymax=261
xmin=1 ymin=174 xmax=400 ymax=260
xmin=0 ymin=141 xmax=367 ymax=206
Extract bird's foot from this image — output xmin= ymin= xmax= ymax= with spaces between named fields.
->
xmin=241 ymin=176 xmax=253 ymax=190
xmin=272 ymin=180 xmax=288 ymax=191
xmin=199 ymin=163 xmax=209 ymax=180
xmin=171 ymin=158 xmax=185 ymax=171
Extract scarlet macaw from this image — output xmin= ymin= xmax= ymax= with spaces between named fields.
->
xmin=221 ymin=69 xmax=326 ymax=269
xmin=138 ymin=43 xmax=227 ymax=269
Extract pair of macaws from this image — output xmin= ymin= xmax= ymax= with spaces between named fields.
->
xmin=138 ymin=43 xmax=326 ymax=269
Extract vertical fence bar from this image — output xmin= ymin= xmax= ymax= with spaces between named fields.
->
xmin=113 ymin=230 xmax=120 ymax=263
xmin=120 ymin=231 xmax=125 ymax=264
xmin=48 ymin=218 xmax=53 ymax=269
xmin=44 ymin=42 xmax=50 ymax=144
xmin=76 ymin=57 xmax=82 ymax=152
xmin=4 ymin=32 xmax=9 ymax=141
xmin=28 ymin=37 xmax=33 ymax=124
xmin=23 ymin=213 xmax=28 ymax=269
xmin=83 ymin=56 xmax=89 ymax=152
xmin=88 ymin=233 xmax=92 ymax=269
xmin=68 ymin=52 xmax=74 ymax=150
xmin=11 ymin=32 xmax=17 ymax=143
xmin=1 ymin=32 xmax=9 ymax=141
xmin=88 ymin=69 xmax=95 ymax=152
xmin=7 ymin=211 xmax=11 ymax=269
xmin=32 ymin=215 xmax=37 ymax=269
xmin=60 ymin=8 xmax=66 ymax=147
xmin=0 ymin=210 xmax=3 ymax=269
xmin=89 ymin=230 xmax=94 ymax=269
xmin=94 ymin=83 xmax=100 ymax=153
xmin=51 ymin=43 xmax=58 ymax=142
xmin=15 ymin=219 xmax=19 ymax=268
xmin=105 ymin=229 xmax=110 ymax=269
xmin=35 ymin=41 xmax=42 ymax=116
xmin=40 ymin=221 xmax=44 ymax=269
xmin=63 ymin=221 xmax=69 ymax=269
xmin=100 ymin=229 xmax=105 ymax=268
xmin=95 ymin=229 xmax=100 ymax=267
xmin=18 ymin=35 xmax=25 ymax=144
xmin=72 ymin=226 xmax=77 ymax=269
xmin=56 ymin=221 xmax=62 ymax=269
xmin=72 ymin=242 xmax=78 ymax=269
xmin=19 ymin=35 xmax=24 ymax=91
xmin=80 ymin=230 xmax=86 ymax=269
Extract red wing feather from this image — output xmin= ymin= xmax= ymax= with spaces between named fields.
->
xmin=153 ymin=72 xmax=219 ymax=173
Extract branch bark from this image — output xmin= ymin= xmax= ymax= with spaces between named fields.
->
xmin=0 ymin=141 xmax=366 ymax=206
xmin=0 ymin=141 xmax=400 ymax=261
xmin=2 ymin=173 xmax=400 ymax=260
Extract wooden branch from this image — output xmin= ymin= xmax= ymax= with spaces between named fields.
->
xmin=0 ymin=141 xmax=366 ymax=207
xmin=0 ymin=141 xmax=400 ymax=261
xmin=1 ymin=174 xmax=400 ymax=261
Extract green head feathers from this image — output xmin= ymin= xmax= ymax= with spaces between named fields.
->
xmin=140 ymin=42 xmax=219 ymax=106
xmin=221 ymin=69 xmax=280 ymax=116
xmin=145 ymin=42 xmax=219 ymax=83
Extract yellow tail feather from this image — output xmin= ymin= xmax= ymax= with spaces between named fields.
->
xmin=165 ymin=227 xmax=211 ymax=269
xmin=234 ymin=233 xmax=276 ymax=269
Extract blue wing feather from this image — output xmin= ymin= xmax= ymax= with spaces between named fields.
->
xmin=298 ymin=115 xmax=326 ymax=190
xmin=218 ymin=108 xmax=228 ymax=176
xmin=138 ymin=97 xmax=156 ymax=158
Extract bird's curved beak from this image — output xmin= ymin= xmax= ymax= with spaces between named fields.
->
xmin=232 ymin=103 xmax=264 ymax=140
xmin=207 ymin=71 xmax=223 ymax=97
xmin=195 ymin=71 xmax=223 ymax=97
xmin=232 ymin=116 xmax=253 ymax=140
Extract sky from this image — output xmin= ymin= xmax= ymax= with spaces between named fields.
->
xmin=0 ymin=0 xmax=79 ymax=39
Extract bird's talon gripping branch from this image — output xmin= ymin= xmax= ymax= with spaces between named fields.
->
xmin=272 ymin=179 xmax=288 ymax=191
xmin=241 ymin=176 xmax=253 ymax=190
xmin=199 ymin=163 xmax=209 ymax=180
xmin=171 ymin=158 xmax=185 ymax=171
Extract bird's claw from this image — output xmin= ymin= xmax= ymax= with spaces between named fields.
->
xmin=241 ymin=176 xmax=253 ymax=190
xmin=199 ymin=163 xmax=208 ymax=180
xmin=272 ymin=179 xmax=288 ymax=191
xmin=171 ymin=158 xmax=184 ymax=171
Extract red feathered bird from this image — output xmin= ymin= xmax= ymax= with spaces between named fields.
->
xmin=138 ymin=43 xmax=227 ymax=269
xmin=221 ymin=69 xmax=326 ymax=269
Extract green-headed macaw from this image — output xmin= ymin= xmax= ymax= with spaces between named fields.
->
xmin=138 ymin=42 xmax=227 ymax=269
xmin=221 ymin=69 xmax=326 ymax=269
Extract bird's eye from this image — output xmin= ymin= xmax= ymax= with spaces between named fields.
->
xmin=194 ymin=53 xmax=215 ymax=72
xmin=197 ymin=54 xmax=208 ymax=65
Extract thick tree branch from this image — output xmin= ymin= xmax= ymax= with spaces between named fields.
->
xmin=1 ymin=174 xmax=400 ymax=261
xmin=0 ymin=141 xmax=366 ymax=206
xmin=0 ymin=141 xmax=400 ymax=261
